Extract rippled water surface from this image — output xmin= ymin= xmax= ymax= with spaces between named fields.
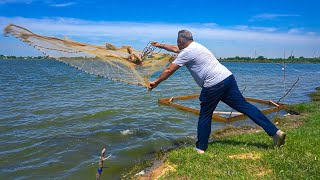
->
xmin=0 ymin=60 xmax=319 ymax=179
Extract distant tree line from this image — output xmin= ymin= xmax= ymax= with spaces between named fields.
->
xmin=220 ymin=55 xmax=320 ymax=64
xmin=0 ymin=54 xmax=53 ymax=60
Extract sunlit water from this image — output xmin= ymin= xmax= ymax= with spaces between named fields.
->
xmin=0 ymin=60 xmax=319 ymax=179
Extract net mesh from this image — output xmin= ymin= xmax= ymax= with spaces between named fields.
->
xmin=4 ymin=24 xmax=175 ymax=87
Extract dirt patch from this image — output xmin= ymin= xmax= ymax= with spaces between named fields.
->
xmin=274 ymin=114 xmax=305 ymax=129
xmin=229 ymin=152 xmax=261 ymax=160
xmin=212 ymin=125 xmax=262 ymax=139
xmin=254 ymin=167 xmax=273 ymax=177
xmin=137 ymin=162 xmax=176 ymax=180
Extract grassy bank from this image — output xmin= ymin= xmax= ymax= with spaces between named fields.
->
xmin=133 ymin=87 xmax=320 ymax=179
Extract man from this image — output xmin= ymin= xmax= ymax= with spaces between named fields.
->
xmin=148 ymin=30 xmax=286 ymax=154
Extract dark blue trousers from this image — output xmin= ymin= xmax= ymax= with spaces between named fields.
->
xmin=196 ymin=75 xmax=279 ymax=151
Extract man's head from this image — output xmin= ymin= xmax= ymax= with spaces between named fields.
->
xmin=177 ymin=30 xmax=194 ymax=50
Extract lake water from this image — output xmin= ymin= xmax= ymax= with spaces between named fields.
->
xmin=0 ymin=60 xmax=319 ymax=179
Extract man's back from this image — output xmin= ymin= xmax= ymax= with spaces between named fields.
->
xmin=172 ymin=42 xmax=232 ymax=88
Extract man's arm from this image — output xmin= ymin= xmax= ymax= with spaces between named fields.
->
xmin=148 ymin=63 xmax=180 ymax=91
xmin=151 ymin=42 xmax=180 ymax=53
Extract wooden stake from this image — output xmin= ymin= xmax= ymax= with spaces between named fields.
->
xmin=269 ymin=100 xmax=280 ymax=107
xmin=96 ymin=148 xmax=106 ymax=180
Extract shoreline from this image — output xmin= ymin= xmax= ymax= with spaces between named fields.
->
xmin=128 ymin=86 xmax=320 ymax=179
xmin=219 ymin=60 xmax=320 ymax=64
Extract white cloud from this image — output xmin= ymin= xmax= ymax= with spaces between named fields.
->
xmin=306 ymin=32 xmax=317 ymax=36
xmin=288 ymin=28 xmax=303 ymax=34
xmin=288 ymin=29 xmax=318 ymax=36
xmin=233 ymin=25 xmax=277 ymax=32
xmin=1 ymin=16 xmax=319 ymax=57
xmin=49 ymin=2 xmax=77 ymax=7
xmin=1 ymin=16 xmax=316 ymax=43
xmin=0 ymin=0 xmax=78 ymax=6
xmin=202 ymin=23 xmax=218 ymax=27
xmin=251 ymin=13 xmax=300 ymax=21
xmin=0 ymin=0 xmax=36 ymax=4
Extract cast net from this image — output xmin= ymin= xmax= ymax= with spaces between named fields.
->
xmin=4 ymin=24 xmax=175 ymax=87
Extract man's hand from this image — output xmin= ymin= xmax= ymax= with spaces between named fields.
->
xmin=151 ymin=42 xmax=162 ymax=48
xmin=151 ymin=42 xmax=180 ymax=53
xmin=148 ymin=81 xmax=159 ymax=92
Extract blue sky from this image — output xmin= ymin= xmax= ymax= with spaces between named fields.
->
xmin=0 ymin=0 xmax=319 ymax=58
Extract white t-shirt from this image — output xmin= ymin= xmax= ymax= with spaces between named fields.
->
xmin=172 ymin=42 xmax=232 ymax=88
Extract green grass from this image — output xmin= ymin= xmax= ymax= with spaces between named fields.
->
xmin=159 ymin=97 xmax=320 ymax=179
xmin=287 ymin=102 xmax=320 ymax=115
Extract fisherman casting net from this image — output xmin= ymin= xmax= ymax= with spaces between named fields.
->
xmin=4 ymin=24 xmax=175 ymax=87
